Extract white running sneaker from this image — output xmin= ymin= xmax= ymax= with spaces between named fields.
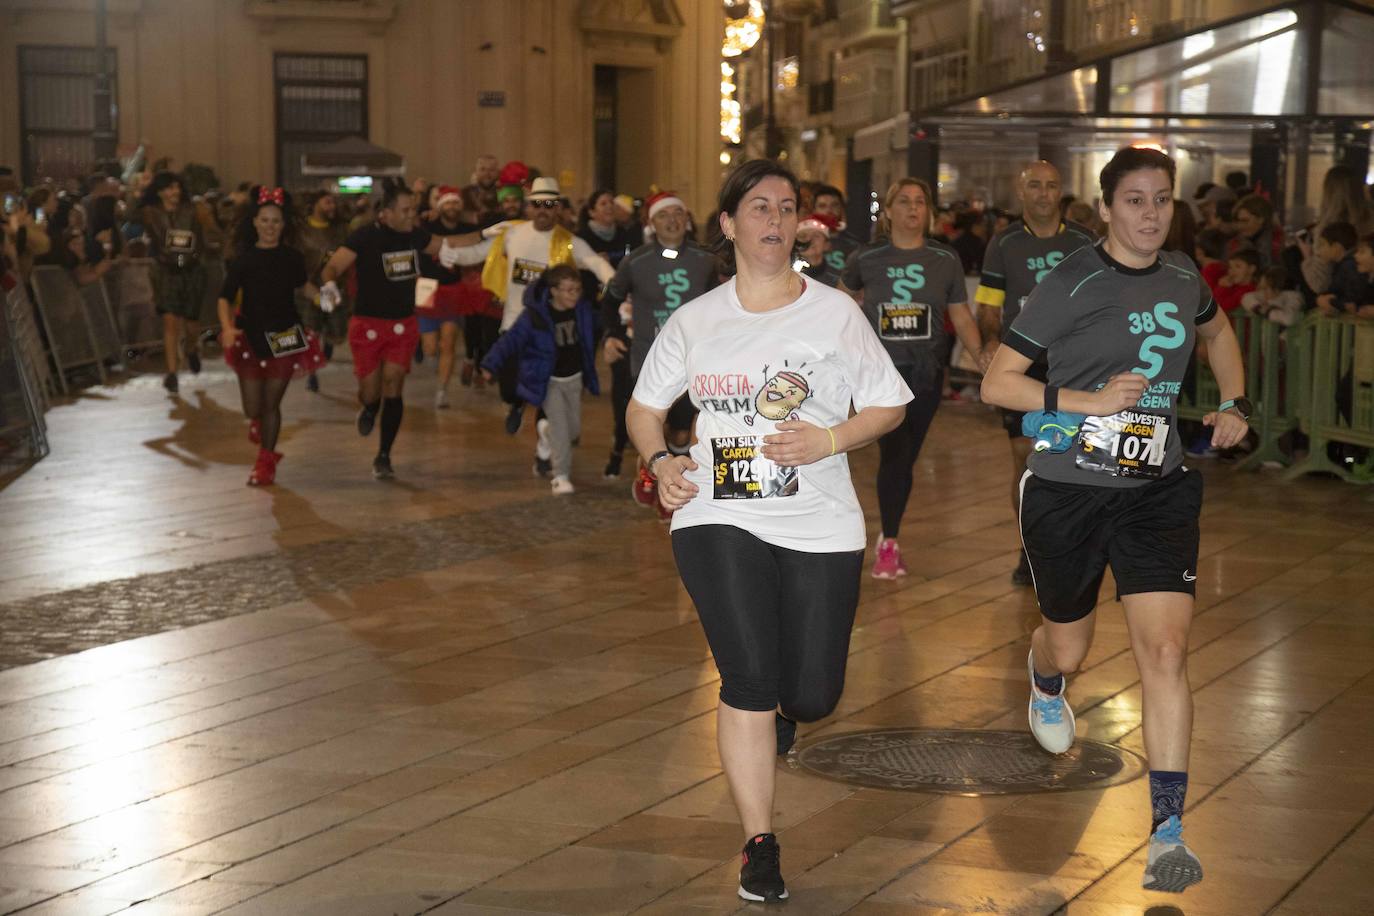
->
xmin=1027 ymin=650 xmax=1075 ymax=754
xmin=1142 ymin=816 xmax=1203 ymax=893
xmin=434 ymin=387 xmax=450 ymax=409
xmin=550 ymin=476 xmax=575 ymax=496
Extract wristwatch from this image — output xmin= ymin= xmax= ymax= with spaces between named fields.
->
xmin=646 ymin=450 xmax=673 ymax=477
xmin=1217 ymin=397 xmax=1253 ymax=420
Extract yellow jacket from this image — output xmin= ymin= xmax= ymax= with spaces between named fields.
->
xmin=480 ymin=222 xmax=577 ymax=302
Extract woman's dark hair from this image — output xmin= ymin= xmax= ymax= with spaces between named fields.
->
xmin=1164 ymin=198 xmax=1196 ymax=261
xmin=713 ymin=159 xmax=801 ymax=270
xmin=234 ymin=186 xmax=296 ymax=253
xmin=577 ymin=188 xmax=615 ymax=232
xmin=377 ymin=177 xmax=413 ymax=212
xmin=1193 ymin=181 xmax=1217 ymax=201
xmin=1099 ymin=147 xmax=1175 ymax=206
xmin=140 ymin=170 xmax=184 ymax=208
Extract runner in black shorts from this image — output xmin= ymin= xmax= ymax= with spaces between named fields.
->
xmin=983 ymin=147 xmax=1250 ymax=895
xmin=630 ymin=160 xmax=909 ymax=904
xmin=975 ymin=161 xmax=1095 ymax=584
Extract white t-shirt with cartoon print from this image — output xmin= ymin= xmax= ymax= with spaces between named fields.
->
xmin=634 ymin=276 xmax=913 ymax=553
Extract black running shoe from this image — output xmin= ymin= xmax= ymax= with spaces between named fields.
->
xmin=505 ymin=404 xmax=524 ymax=436
xmin=372 ymin=453 xmax=394 ymax=480
xmin=775 ymin=713 xmax=797 ymax=757
xmin=603 ymin=451 xmax=623 ymax=479
xmin=306 ymin=373 xmax=319 ymax=393
xmin=187 ymin=348 xmax=201 ymax=374
xmin=1011 ymin=550 xmax=1034 ymax=587
xmin=357 ymin=405 xmax=377 ymax=437
xmin=533 ymin=456 xmax=553 ymax=478
xmin=162 ymin=372 xmax=178 ymax=393
xmin=738 ymin=833 xmax=788 ymax=903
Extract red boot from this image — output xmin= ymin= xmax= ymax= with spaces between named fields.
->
xmin=247 ymin=449 xmax=282 ymax=486
xmin=248 ymin=419 xmax=261 ymax=444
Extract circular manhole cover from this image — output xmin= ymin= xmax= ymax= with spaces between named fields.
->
xmin=792 ymin=728 xmax=1146 ymax=795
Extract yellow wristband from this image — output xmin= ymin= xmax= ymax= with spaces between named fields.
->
xmin=826 ymin=426 xmax=837 ymax=457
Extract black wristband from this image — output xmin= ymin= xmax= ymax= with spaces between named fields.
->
xmin=1044 ymin=385 xmax=1059 ymax=414
xmin=646 ymin=450 xmax=673 ymax=477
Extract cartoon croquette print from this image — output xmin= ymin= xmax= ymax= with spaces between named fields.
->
xmin=745 ymin=369 xmax=811 ymax=426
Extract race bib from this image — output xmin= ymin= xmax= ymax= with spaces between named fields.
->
xmin=1076 ymin=409 xmax=1170 ymax=479
xmin=415 ymin=277 xmax=438 ymax=308
xmin=382 ymin=249 xmax=419 ymax=281
xmin=265 ymin=324 xmax=308 ymax=357
xmin=165 ymin=229 xmax=196 ymax=253
xmin=712 ymin=436 xmax=798 ymax=500
xmin=878 ymin=301 xmax=931 ymax=340
xmin=512 ymin=258 xmax=546 ymax=286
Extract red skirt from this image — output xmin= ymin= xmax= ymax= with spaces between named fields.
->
xmin=224 ymin=329 xmax=327 ymax=381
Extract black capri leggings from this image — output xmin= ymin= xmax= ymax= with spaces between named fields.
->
xmin=877 ymin=383 xmax=943 ymax=538
xmin=672 ymin=525 xmax=863 ymax=720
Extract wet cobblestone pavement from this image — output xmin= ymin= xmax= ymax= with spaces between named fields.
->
xmin=0 ymin=488 xmax=642 ymax=670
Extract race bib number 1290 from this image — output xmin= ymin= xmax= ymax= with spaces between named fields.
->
xmin=712 ymin=436 xmax=798 ymax=499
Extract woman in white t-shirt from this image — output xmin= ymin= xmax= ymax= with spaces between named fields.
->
xmin=627 ymin=160 xmax=911 ymax=904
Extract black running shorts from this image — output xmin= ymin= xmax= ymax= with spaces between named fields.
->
xmin=1019 ymin=466 xmax=1202 ymax=623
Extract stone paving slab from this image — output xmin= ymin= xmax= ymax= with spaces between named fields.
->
xmin=0 ymin=488 xmax=642 ymax=670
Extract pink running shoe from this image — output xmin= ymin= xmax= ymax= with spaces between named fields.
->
xmin=871 ymin=537 xmax=908 ymax=579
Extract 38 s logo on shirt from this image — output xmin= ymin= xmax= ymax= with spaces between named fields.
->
xmin=658 ymin=268 xmax=691 ymax=312
xmin=1027 ymin=250 xmax=1064 ymax=283
xmin=885 ymin=264 xmax=925 ymax=301
xmin=1127 ymin=302 xmax=1187 ymax=380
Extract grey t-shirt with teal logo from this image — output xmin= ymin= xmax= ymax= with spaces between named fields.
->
xmin=1006 ymin=245 xmax=1218 ymax=488
xmin=602 ymin=240 xmax=719 ymax=375
xmin=841 ymin=238 xmax=966 ymax=393
xmin=979 ymin=219 xmax=1096 ymax=328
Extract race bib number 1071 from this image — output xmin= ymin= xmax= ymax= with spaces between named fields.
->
xmin=712 ymin=436 xmax=798 ymax=500
xmin=1076 ymin=410 xmax=1169 ymax=479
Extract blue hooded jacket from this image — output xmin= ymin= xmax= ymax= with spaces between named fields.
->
xmin=481 ymin=276 xmax=601 ymax=406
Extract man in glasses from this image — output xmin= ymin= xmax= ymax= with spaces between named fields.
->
xmin=443 ymin=176 xmax=615 ymax=430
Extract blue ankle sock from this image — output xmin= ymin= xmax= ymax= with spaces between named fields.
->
xmin=1032 ymin=668 xmax=1064 ymax=696
xmin=1149 ymin=770 xmax=1188 ymax=833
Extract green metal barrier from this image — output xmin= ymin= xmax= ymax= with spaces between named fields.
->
xmin=1282 ymin=314 xmax=1374 ymax=484
xmin=1235 ymin=311 xmax=1309 ymax=470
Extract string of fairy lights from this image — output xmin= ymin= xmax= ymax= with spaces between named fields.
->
xmin=720 ymin=1 xmax=764 ymax=151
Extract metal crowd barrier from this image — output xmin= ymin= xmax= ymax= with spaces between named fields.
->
xmin=0 ymin=284 xmax=50 ymax=472
xmin=103 ymin=258 xmax=163 ymax=359
xmin=27 ymin=265 xmax=109 ymax=391
xmin=1282 ymin=313 xmax=1374 ymax=483
xmin=4 ymin=280 xmax=56 ymax=408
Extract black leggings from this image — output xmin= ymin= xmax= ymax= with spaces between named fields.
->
xmin=610 ymin=358 xmax=633 ymax=454
xmin=672 ymin=525 xmax=863 ymax=719
xmin=877 ymin=385 xmax=942 ymax=538
xmin=238 ymin=375 xmax=290 ymax=450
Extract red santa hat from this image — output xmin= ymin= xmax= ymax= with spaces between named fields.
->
xmin=798 ymin=212 xmax=838 ymax=238
xmin=436 ymin=185 xmax=462 ymax=207
xmin=646 ymin=190 xmax=685 ymax=221
xmin=498 ymin=161 xmax=530 ymax=189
